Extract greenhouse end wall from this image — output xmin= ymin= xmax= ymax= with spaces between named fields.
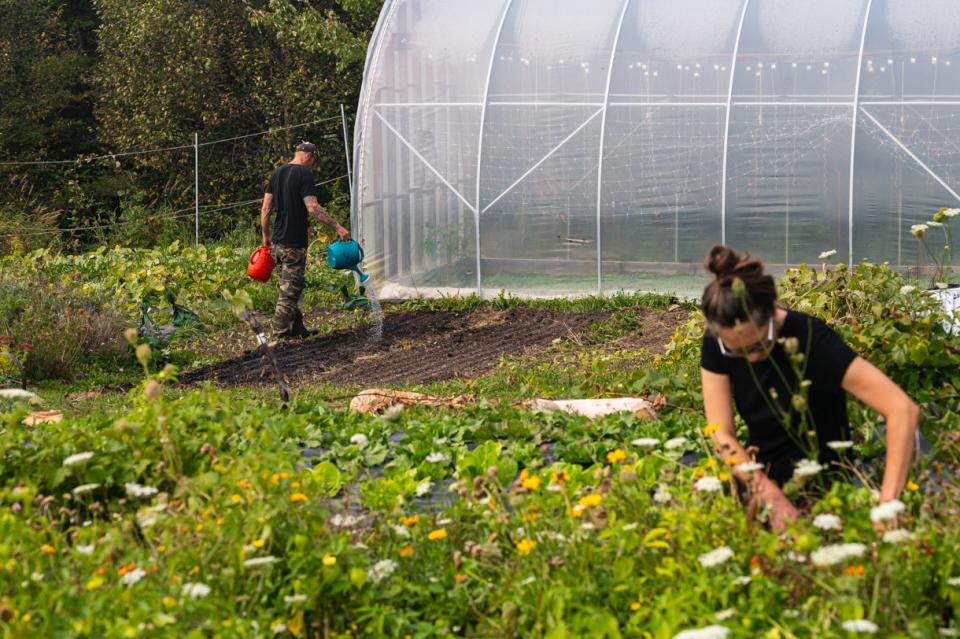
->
xmin=352 ymin=0 xmax=960 ymax=298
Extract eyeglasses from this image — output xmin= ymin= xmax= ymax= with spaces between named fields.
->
xmin=716 ymin=321 xmax=775 ymax=358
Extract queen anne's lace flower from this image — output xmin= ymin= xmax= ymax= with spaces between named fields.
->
xmin=673 ymin=625 xmax=730 ymax=639
xmin=870 ymin=499 xmax=905 ymax=523
xmin=63 ymin=452 xmax=94 ymax=467
xmin=367 ymin=559 xmax=397 ymax=584
xmin=183 ymin=582 xmax=211 ymax=599
xmin=631 ymin=437 xmax=659 ymax=448
xmin=664 ymin=437 xmax=688 ymax=450
xmin=698 ymin=546 xmax=734 ymax=568
xmin=125 ymin=483 xmax=159 ymax=498
xmin=810 ymin=543 xmax=867 ymax=567
xmin=244 ymin=556 xmax=277 ymax=568
xmin=695 ymin=476 xmax=723 ymax=493
xmin=882 ymin=529 xmax=913 ymax=544
xmin=841 ymin=619 xmax=878 ymax=634
xmin=826 ymin=440 xmax=854 ymax=451
xmin=120 ymin=567 xmax=146 ymax=586
xmin=793 ymin=459 xmax=823 ymax=478
xmin=812 ymin=514 xmax=842 ymax=530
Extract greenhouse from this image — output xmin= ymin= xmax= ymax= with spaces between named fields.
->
xmin=351 ymin=0 xmax=960 ymax=296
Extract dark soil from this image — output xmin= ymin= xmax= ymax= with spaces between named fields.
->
xmin=180 ymin=306 xmax=658 ymax=389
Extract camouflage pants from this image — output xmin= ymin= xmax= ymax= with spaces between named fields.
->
xmin=272 ymin=244 xmax=307 ymax=336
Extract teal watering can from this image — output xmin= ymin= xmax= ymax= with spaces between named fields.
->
xmin=327 ymin=239 xmax=369 ymax=283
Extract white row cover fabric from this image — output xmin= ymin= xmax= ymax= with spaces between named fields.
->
xmin=353 ymin=0 xmax=960 ymax=297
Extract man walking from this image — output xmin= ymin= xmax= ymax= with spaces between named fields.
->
xmin=261 ymin=141 xmax=349 ymax=339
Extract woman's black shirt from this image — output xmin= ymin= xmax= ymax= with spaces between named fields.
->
xmin=700 ymin=310 xmax=858 ymax=486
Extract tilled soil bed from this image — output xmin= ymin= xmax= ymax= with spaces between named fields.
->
xmin=182 ymin=306 xmax=623 ymax=388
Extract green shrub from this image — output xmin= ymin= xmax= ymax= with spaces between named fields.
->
xmin=0 ymin=276 xmax=129 ymax=381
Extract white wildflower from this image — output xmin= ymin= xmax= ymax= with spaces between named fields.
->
xmin=72 ymin=483 xmax=100 ymax=495
xmin=330 ymin=513 xmax=360 ymax=529
xmin=715 ymin=609 xmax=736 ymax=621
xmin=813 ymin=514 xmax=842 ymax=531
xmin=425 ymin=452 xmax=449 ymax=464
xmin=870 ymin=499 xmax=905 ymax=523
xmin=436 ymin=517 xmax=453 ymax=526
xmin=841 ymin=619 xmax=879 ymax=634
xmin=518 ymin=576 xmax=536 ymax=587
xmin=244 ymin=556 xmax=278 ymax=568
xmin=938 ymin=628 xmax=958 ymax=637
xmin=120 ymin=567 xmax=146 ymax=586
xmin=673 ymin=625 xmax=730 ymax=639
xmin=415 ymin=480 xmax=433 ymax=496
xmin=581 ymin=522 xmax=595 ymax=530
xmin=632 ymin=437 xmax=659 ymax=448
xmin=819 ymin=249 xmax=838 ymax=259
xmin=62 ymin=452 xmax=94 ymax=467
xmin=733 ymin=576 xmax=752 ymax=586
xmin=944 ymin=208 xmax=960 ymax=218
xmin=75 ymin=544 xmax=95 ymax=555
xmin=928 ymin=220 xmax=944 ymax=228
xmin=392 ymin=525 xmax=410 ymax=538
xmin=786 ymin=551 xmax=807 ymax=563
xmin=182 ymin=582 xmax=211 ymax=599
xmin=736 ymin=462 xmax=764 ymax=473
xmin=349 ymin=433 xmax=368 ymax=447
xmin=947 ymin=577 xmax=960 ymax=586
xmin=810 ymin=543 xmax=867 ymax=567
xmin=698 ymin=546 xmax=734 ymax=568
xmin=0 ymin=388 xmax=37 ymax=399
xmin=664 ymin=437 xmax=688 ymax=450
xmin=899 ymin=285 xmax=916 ymax=295
xmin=653 ymin=484 xmax=672 ymax=504
xmin=882 ymin=529 xmax=913 ymax=544
xmin=622 ymin=523 xmax=638 ymax=531
xmin=125 ymin=483 xmax=159 ymax=498
xmin=695 ymin=476 xmax=723 ymax=493
xmin=793 ymin=459 xmax=823 ymax=478
xmin=546 ymin=483 xmax=563 ymax=493
xmin=367 ymin=559 xmax=397 ymax=584
xmin=911 ymin=223 xmax=929 ymax=238
xmin=272 ymin=623 xmax=288 ymax=635
xmin=827 ymin=440 xmax=854 ymax=451
xmin=283 ymin=594 xmax=307 ymax=604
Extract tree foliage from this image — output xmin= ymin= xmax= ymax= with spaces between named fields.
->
xmin=0 ymin=0 xmax=382 ymax=249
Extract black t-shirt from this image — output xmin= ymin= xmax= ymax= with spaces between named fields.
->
xmin=700 ymin=310 xmax=858 ymax=486
xmin=266 ymin=163 xmax=318 ymax=248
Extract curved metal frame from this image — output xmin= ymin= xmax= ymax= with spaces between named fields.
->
xmin=474 ymin=0 xmax=517 ymax=296
xmin=720 ymin=0 xmax=751 ymax=246
xmin=595 ymin=0 xmax=633 ymax=293
xmin=353 ymin=0 xmax=402 ymax=242
xmin=848 ymin=0 xmax=874 ymax=267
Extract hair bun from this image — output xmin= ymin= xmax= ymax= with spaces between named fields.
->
xmin=705 ymin=245 xmax=740 ymax=278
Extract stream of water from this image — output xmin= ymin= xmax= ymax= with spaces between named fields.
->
xmin=363 ymin=276 xmax=384 ymax=342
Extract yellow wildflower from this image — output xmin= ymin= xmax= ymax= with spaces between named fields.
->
xmin=40 ymin=544 xmax=55 ymax=555
xmin=516 ymin=539 xmax=537 ymax=555
xmin=85 ymin=576 xmax=103 ymax=591
xmin=630 ymin=602 xmax=642 ymax=611
xmin=577 ymin=493 xmax=603 ymax=509
xmin=906 ymin=481 xmax=919 ymax=492
xmin=568 ymin=505 xmax=585 ymax=518
xmin=162 ymin=597 xmax=176 ymax=608
xmin=703 ymin=423 xmax=721 ymax=436
xmin=427 ymin=529 xmax=448 ymax=541
xmin=291 ymin=481 xmax=301 ymax=489
xmin=606 ymin=449 xmax=627 ymax=464
xmin=719 ymin=472 xmax=731 ymax=482
xmin=230 ymin=494 xmax=243 ymax=504
xmin=322 ymin=553 xmax=337 ymax=567
xmin=550 ymin=470 xmax=570 ymax=484
xmin=401 ymin=515 xmax=420 ymax=526
xmin=399 ymin=545 xmax=414 ymax=558
xmin=521 ymin=475 xmax=542 ymax=491
xmin=289 ymin=493 xmax=308 ymax=503
xmin=252 ymin=539 xmax=266 ymax=549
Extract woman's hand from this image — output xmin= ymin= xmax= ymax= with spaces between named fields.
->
xmin=757 ymin=478 xmax=800 ymax=531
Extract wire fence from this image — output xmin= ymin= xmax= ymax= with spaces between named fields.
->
xmin=0 ymin=109 xmax=354 ymax=244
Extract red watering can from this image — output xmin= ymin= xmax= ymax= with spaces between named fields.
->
xmin=247 ymin=245 xmax=276 ymax=282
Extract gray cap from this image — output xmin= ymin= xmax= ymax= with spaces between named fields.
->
xmin=296 ymin=141 xmax=319 ymax=157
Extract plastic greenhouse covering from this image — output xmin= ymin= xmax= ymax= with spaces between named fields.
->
xmin=351 ymin=0 xmax=960 ymax=298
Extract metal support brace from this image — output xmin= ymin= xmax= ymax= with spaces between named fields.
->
xmin=848 ymin=0 xmax=874 ymax=267
xmin=720 ymin=0 xmax=751 ymax=245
